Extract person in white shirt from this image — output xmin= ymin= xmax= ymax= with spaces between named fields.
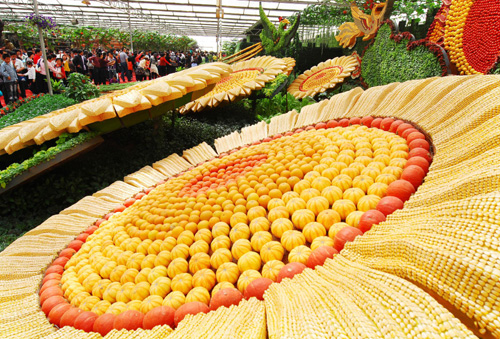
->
xmin=12 ymin=53 xmax=27 ymax=98
xmin=26 ymin=60 xmax=36 ymax=92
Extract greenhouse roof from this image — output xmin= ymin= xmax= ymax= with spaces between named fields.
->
xmin=0 ymin=0 xmax=338 ymax=37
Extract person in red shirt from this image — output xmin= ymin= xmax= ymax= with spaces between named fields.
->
xmin=32 ymin=48 xmax=42 ymax=66
xmin=53 ymin=57 xmax=66 ymax=83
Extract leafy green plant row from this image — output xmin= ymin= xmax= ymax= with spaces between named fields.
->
xmin=0 ymin=94 xmax=44 ymax=117
xmin=255 ymin=74 xmax=289 ymax=98
xmin=0 ymin=131 xmax=98 ymax=188
xmin=251 ymin=92 xmax=315 ymax=123
xmin=98 ymin=82 xmax=138 ymax=93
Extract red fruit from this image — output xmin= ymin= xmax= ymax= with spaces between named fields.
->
xmin=143 ymin=306 xmax=176 ymax=330
xmin=387 ymin=180 xmax=415 ymax=202
xmin=409 ymin=148 xmax=432 ymax=162
xmin=277 ymin=262 xmax=306 ymax=282
xmin=124 ymin=198 xmax=136 ymax=207
xmin=40 ymin=286 xmax=63 ymax=305
xmin=135 ymin=192 xmax=146 ymax=200
xmin=45 ymin=264 xmax=64 ymax=276
xmin=389 ymin=120 xmax=404 ymax=133
xmin=306 ymin=246 xmax=338 ymax=268
xmin=244 ymin=278 xmax=273 ymax=300
xmin=86 ymin=225 xmax=98 ymax=234
xmin=380 ymin=118 xmax=394 ymax=131
xmin=349 ymin=117 xmax=361 ymax=125
xmin=252 ymin=141 xmax=261 ymax=145
xmin=42 ymin=273 xmax=61 ymax=285
xmin=396 ymin=123 xmax=413 ymax=136
xmin=315 ymin=122 xmax=327 ymax=130
xmin=104 ymin=213 xmax=114 ymax=220
xmin=76 ymin=233 xmax=89 ymax=242
xmin=262 ymin=137 xmax=272 ymax=143
xmin=114 ymin=310 xmax=144 ymax=330
xmin=326 ymin=120 xmax=339 ymax=128
xmin=95 ymin=219 xmax=105 ymax=227
xmin=48 ymin=303 xmax=72 ymax=327
xmin=41 ymin=295 xmax=66 ymax=316
xmin=93 ymin=313 xmax=116 ymax=336
xmin=174 ymin=302 xmax=210 ymax=326
xmin=376 ymin=196 xmax=404 ymax=216
xmin=343 ymin=10 xmax=347 ymax=14
xmin=338 ymin=119 xmax=349 ymax=127
xmin=40 ymin=279 xmax=60 ymax=295
xmin=59 ymin=248 xmax=76 ymax=259
xmin=114 ymin=205 xmax=126 ymax=213
xmin=144 ymin=187 xmax=154 ymax=194
xmin=333 ymin=226 xmax=363 ymax=252
xmin=404 ymin=156 xmax=430 ymax=173
xmin=60 ymin=307 xmax=83 ymax=327
xmin=294 ymin=128 xmax=304 ymax=134
xmin=209 ymin=288 xmax=244 ymax=310
xmin=409 ymin=139 xmax=430 ymax=151
xmin=74 ymin=311 xmax=98 ymax=332
xmin=401 ymin=165 xmax=426 ymax=189
xmin=284 ymin=131 xmax=294 ymax=136
xmin=272 ymin=134 xmax=282 ymax=140
xmin=360 ymin=116 xmax=373 ymax=127
xmin=67 ymin=240 xmax=83 ymax=252
xmin=406 ymin=131 xmax=425 ymax=144
xmin=358 ymin=209 xmax=386 ymax=233
xmin=305 ymin=125 xmax=315 ymax=131
xmin=371 ymin=118 xmax=383 ymax=128
xmin=401 ymin=127 xmax=418 ymax=139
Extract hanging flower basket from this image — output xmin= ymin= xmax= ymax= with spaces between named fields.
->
xmin=24 ymin=13 xmax=56 ymax=30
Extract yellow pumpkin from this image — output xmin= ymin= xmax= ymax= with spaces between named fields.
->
xmin=135 ymin=268 xmax=152 ymax=284
xmin=105 ymin=301 xmax=128 ymax=315
xmin=126 ymin=300 xmax=143 ymax=312
xmin=212 ymin=222 xmax=231 ymax=238
xmin=310 ymin=177 xmax=332 ymax=192
xmin=330 ymin=161 xmax=347 ymax=172
xmin=209 ymin=248 xmax=231 ymax=269
xmin=216 ymin=262 xmax=240 ymax=284
xmin=171 ymin=273 xmax=193 ymax=295
xmin=367 ymin=182 xmax=388 ymax=198
xmin=293 ymin=179 xmax=311 ymax=194
xmin=373 ymin=146 xmax=390 ymax=155
xmin=303 ymin=170 xmax=321 ymax=183
xmin=340 ymin=167 xmax=360 ymax=180
xmin=140 ymin=295 xmax=163 ymax=313
xmin=299 ymin=188 xmax=321 ymax=203
xmin=321 ymin=186 xmax=343 ymax=205
xmin=353 ymin=155 xmax=372 ymax=167
xmin=320 ymin=167 xmax=340 ymax=181
xmin=328 ymin=222 xmax=350 ymax=239
xmin=141 ymin=254 xmax=157 ymax=270
xmin=163 ymin=291 xmax=185 ymax=310
xmin=267 ymin=206 xmax=290 ymax=223
xmin=130 ymin=281 xmax=151 ymax=301
xmin=117 ymin=251 xmax=134 ymax=266
xmin=311 ymin=236 xmax=334 ymax=250
xmin=149 ymin=276 xmax=171 ymax=298
xmin=281 ymin=191 xmax=300 ymax=204
xmin=231 ymin=239 xmax=252 ymax=260
xmin=367 ymin=161 xmax=386 ymax=172
xmin=192 ymin=268 xmax=216 ymax=291
xmin=108 ymin=265 xmax=126 ymax=284
xmin=250 ymin=231 xmax=273 ymax=252
xmin=286 ymin=197 xmax=307 ymax=215
xmin=267 ymin=198 xmax=286 ymax=210
xmin=262 ymin=260 xmax=285 ymax=281
xmin=177 ymin=230 xmax=195 ymax=247
xmin=91 ymin=300 xmax=111 ymax=316
xmin=359 ymin=166 xmax=380 ymax=180
xmin=186 ymin=286 xmax=211 ymax=305
xmin=147 ymin=239 xmax=163 ymax=255
xmin=194 ymin=229 xmax=213 ymax=244
xmin=332 ymin=199 xmax=357 ymax=220
xmin=336 ymin=154 xmax=354 ymax=166
xmin=147 ymin=266 xmax=168 ymax=285
xmin=229 ymin=212 xmax=248 ymax=227
xmin=211 ymin=282 xmax=235 ymax=298
xmin=331 ymin=174 xmax=353 ymax=192
xmin=355 ymin=148 xmax=373 ymax=157
xmin=102 ymin=282 xmax=121 ymax=303
xmin=80 ymin=295 xmax=100 ymax=311
xmin=316 ymin=210 xmax=341 ymax=230
xmin=343 ymin=187 xmax=365 ymax=205
xmin=92 ymin=279 xmax=111 ymax=299
xmin=375 ymin=173 xmax=397 ymax=185
xmin=374 ymin=154 xmax=391 ymax=166
xmin=391 ymin=150 xmax=408 ymax=160
xmin=189 ymin=240 xmax=210 ymax=256
xmin=270 ymin=218 xmax=294 ymax=239
xmin=82 ymin=273 xmax=101 ymax=293
xmin=247 ymin=206 xmax=267 ymax=221
xmin=168 ymin=258 xmax=189 ymax=279
xmin=97 ymin=261 xmax=115 ymax=280
xmin=280 ymin=230 xmax=306 ymax=252
xmin=237 ymin=251 xmax=262 ymax=272
xmin=357 ymin=194 xmax=381 ymax=212
xmin=160 ymin=237 xmax=178 ymax=252
xmin=229 ymin=223 xmax=251 ymax=243
xmin=306 ymin=196 xmax=330 ymax=216
xmin=171 ymin=244 xmax=190 ymax=260
xmin=382 ymin=166 xmax=404 ymax=177
xmin=136 ymin=239 xmax=153 ymax=255
xmin=389 ymin=157 xmax=407 ymax=168
xmin=237 ymin=270 xmax=262 ymax=293
xmin=302 ymin=222 xmax=327 ymax=243
xmin=291 ymin=209 xmax=316 ymax=230
xmin=189 ymin=252 xmax=211 ymax=274
xmin=352 ymin=175 xmax=374 ymax=193
xmin=120 ymin=268 xmax=139 ymax=285
xmin=249 ymin=217 xmax=271 ymax=234
xmin=288 ymin=245 xmax=312 ymax=265
xmin=346 ymin=211 xmax=364 ymax=228
xmin=211 ymin=235 xmax=231 ymax=252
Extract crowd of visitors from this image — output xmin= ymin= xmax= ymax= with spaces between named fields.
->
xmin=0 ymin=46 xmax=217 ymax=107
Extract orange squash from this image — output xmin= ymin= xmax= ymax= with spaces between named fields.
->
xmin=244 ymin=278 xmax=273 ymax=301
xmin=277 ymin=262 xmax=306 ymax=283
xmin=209 ymin=288 xmax=244 ymax=310
xmin=113 ymin=310 xmax=144 ymax=330
xmin=237 ymin=269 xmax=262 ymax=293
xmin=143 ymin=306 xmax=175 ymax=330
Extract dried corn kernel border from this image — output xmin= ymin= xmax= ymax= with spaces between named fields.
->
xmin=0 ymin=75 xmax=499 ymax=338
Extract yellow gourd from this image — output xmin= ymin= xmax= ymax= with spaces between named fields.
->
xmin=302 ymin=222 xmax=327 ymax=243
xmin=247 ymin=206 xmax=267 ymax=221
xmin=189 ymin=240 xmax=210 ymax=256
xmin=108 ymin=265 xmax=127 ymax=284
xmin=171 ymin=244 xmax=190 ymax=260
xmin=229 ymin=223 xmax=251 ymax=243
xmin=367 ymin=182 xmax=388 ymax=198
xmin=91 ymin=300 xmax=111 ymax=316
xmin=288 ymin=245 xmax=312 ymax=265
xmin=168 ymin=258 xmax=189 ymax=279
xmin=154 ymin=250 xmax=172 ymax=267
xmin=260 ymin=241 xmax=285 ymax=263
xmin=216 ymin=262 xmax=240 ymax=284
xmin=306 ymin=196 xmax=330 ymax=216
xmin=271 ymin=218 xmax=294 ymax=239
xmin=211 ymin=281 xmax=235 ymax=298
xmin=212 ymin=222 xmax=231 ymax=238
xmin=192 ymin=268 xmax=216 ymax=291
xmin=105 ymin=301 xmax=128 ymax=315
xmin=237 ymin=270 xmax=262 ymax=293
xmin=135 ymin=268 xmax=152 ymax=284
xmin=291 ymin=209 xmax=316 ymax=230
xmin=281 ymin=230 xmax=306 ymax=252
xmin=177 ymin=230 xmax=195 ymax=247
xmin=321 ymin=186 xmax=343 ymax=205
xmin=332 ymin=199 xmax=357 ymax=220
xmin=140 ymin=295 xmax=163 ymax=313
xmin=250 ymin=231 xmax=273 ymax=252
xmin=211 ymin=235 xmax=231 ymax=252
xmin=210 ymin=248 xmax=233 ymax=270
xmin=262 ymin=260 xmax=285 ymax=281
xmin=194 ymin=229 xmax=213 ymax=244
xmin=357 ymin=194 xmax=381 ymax=212
xmin=237 ymin=251 xmax=262 ymax=272
xmin=343 ymin=187 xmax=365 ymax=205
xmin=160 ymin=237 xmax=177 ymax=252
xmin=189 ymin=252 xmax=211 ymax=274
xmin=171 ymin=273 xmax=193 ymax=295
xmin=231 ymin=239 xmax=252 ymax=260
xmin=102 ymin=282 xmax=121 ymax=303
xmin=346 ymin=211 xmax=364 ymax=228
xmin=149 ymin=276 xmax=171 ymax=298
xmin=163 ymin=291 xmax=185 ymax=310
xmin=267 ymin=206 xmax=289 ymax=223
xmin=249 ymin=217 xmax=271 ymax=234
xmin=186 ymin=286 xmax=211 ymax=305
xmin=328 ymin=222 xmax=350 ymax=239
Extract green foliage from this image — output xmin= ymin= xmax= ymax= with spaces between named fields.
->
xmin=98 ymin=82 xmax=138 ymax=93
xmin=0 ymin=131 xmax=97 ymax=188
xmin=0 ymin=94 xmax=76 ymax=129
xmin=393 ymin=0 xmax=441 ymax=22
xmin=222 ymin=39 xmax=239 ymax=56
xmin=361 ymin=24 xmax=442 ymax=88
xmin=491 ymin=66 xmax=500 ymax=75
xmin=50 ymin=79 xmax=65 ymax=94
xmin=252 ymin=93 xmax=315 ymax=123
xmin=256 ymin=74 xmax=289 ymax=97
xmin=64 ymin=73 xmax=100 ymax=103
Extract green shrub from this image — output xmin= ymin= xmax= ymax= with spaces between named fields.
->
xmin=64 ymin=73 xmax=100 ymax=102
xmin=361 ymin=24 xmax=442 ymax=87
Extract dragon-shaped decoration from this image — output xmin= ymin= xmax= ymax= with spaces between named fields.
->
xmin=335 ymin=1 xmax=387 ymax=49
xmin=259 ymin=3 xmax=300 ymax=55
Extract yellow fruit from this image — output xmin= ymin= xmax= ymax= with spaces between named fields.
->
xmin=150 ymin=276 xmax=171 ymax=298
xmin=216 ymin=262 xmax=240 ymax=284
xmin=186 ymin=286 xmax=211 ymax=305
xmin=332 ymin=199 xmax=357 ymax=220
xmin=328 ymin=222 xmax=350 ymax=239
xmin=316 ymin=209 xmax=341 ymax=230
xmin=212 ymin=222 xmax=231 ymax=238
xmin=300 ymin=188 xmax=321 ymax=202
xmin=211 ymin=235 xmax=231 ymax=251
xmin=171 ymin=244 xmax=190 ymax=260
xmin=131 ymin=281 xmax=151 ymax=301
xmin=306 ymin=196 xmax=330 ymax=216
xmin=80 ymin=295 xmax=100 ymax=311
xmin=92 ymin=279 xmax=111 ymax=299
xmin=375 ymin=173 xmax=397 ymax=185
xmin=250 ymin=231 xmax=273 ymax=252
xmin=230 ymin=212 xmax=248 ymax=227
xmin=302 ymin=222 xmax=327 ymax=243
xmin=194 ymin=229 xmax=213 ymax=244
xmin=268 ymin=206 xmax=289 ymax=223
xmin=291 ymin=209 xmax=316 ymax=230
xmin=126 ymin=253 xmax=145 ymax=270
xmin=281 ymin=230 xmax=306 ymax=252
xmin=249 ymin=217 xmax=271 ymax=234
xmin=154 ymin=251 xmax=172 ymax=267
xmin=177 ymin=230 xmax=195 ymax=247
xmin=168 ymin=258 xmax=189 ymax=279
xmin=288 ymin=245 xmax=312 ymax=265
xmin=189 ymin=240 xmax=210 ymax=256
xmin=102 ymin=282 xmax=121 ymax=303
xmin=268 ymin=198 xmax=286 ymax=210
xmin=271 ymin=218 xmax=294 ymax=238
xmin=160 ymin=237 xmax=177 ymax=252
xmin=343 ymin=187 xmax=365 ymax=205
xmin=135 ymin=268 xmax=152 ymax=284
xmin=230 ymin=223 xmax=251 ymax=243
xmin=163 ymin=291 xmax=185 ymax=310
xmin=237 ymin=269 xmax=262 ymax=293
xmin=321 ymin=186 xmax=343 ymax=205
xmin=171 ymin=273 xmax=193 ymax=295
xmin=262 ymin=260 xmax=285 ymax=281
xmin=192 ymin=268 xmax=216 ymax=291
xmin=91 ymin=300 xmax=111 ymax=315
xmin=281 ymin=191 xmax=299 ymax=204
xmin=346 ymin=211 xmax=364 ymax=228
xmin=237 ymin=251 xmax=262 ymax=272
xmin=106 ymin=301 xmax=127 ymax=315
xmin=108 ymin=265 xmax=126 ymax=284
xmin=260 ymin=241 xmax=285 ymax=263
xmin=311 ymin=236 xmax=334 ymax=250
xmin=231 ymin=239 xmax=252 ymax=260
xmin=210 ymin=248 xmax=233 ymax=270
xmin=331 ymin=174 xmax=352 ymax=191
xmin=140 ymin=295 xmax=163 ymax=313
xmin=357 ymin=194 xmax=381 ymax=212
xmin=367 ymin=182 xmax=388 ymax=198
xmin=211 ymin=281 xmax=235 ymax=297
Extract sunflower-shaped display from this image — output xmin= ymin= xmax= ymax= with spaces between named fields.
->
xmin=287 ymin=56 xmax=358 ymax=99
xmin=282 ymin=57 xmax=296 ymax=76
xmin=181 ymin=56 xmax=286 ymax=113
